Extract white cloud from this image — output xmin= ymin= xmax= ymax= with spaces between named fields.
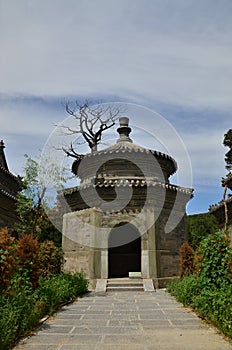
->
xmin=182 ymin=130 xmax=226 ymax=174
xmin=0 ymin=0 xmax=231 ymax=214
xmin=0 ymin=1 xmax=232 ymax=109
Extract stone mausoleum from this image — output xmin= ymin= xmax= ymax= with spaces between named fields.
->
xmin=62 ymin=117 xmax=193 ymax=288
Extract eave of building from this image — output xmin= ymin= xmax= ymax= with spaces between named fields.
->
xmin=222 ymin=172 xmax=232 ymax=190
xmin=0 ymin=165 xmax=21 ymax=182
xmin=209 ymin=195 xmax=232 ymax=213
xmin=63 ymin=180 xmax=193 ymax=197
xmin=0 ymin=188 xmax=18 ymax=200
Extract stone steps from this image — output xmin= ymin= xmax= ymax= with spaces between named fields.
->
xmin=106 ymin=278 xmax=144 ymax=292
xmin=95 ymin=278 xmax=155 ymax=292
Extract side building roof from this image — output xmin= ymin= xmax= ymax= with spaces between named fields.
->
xmin=0 ymin=140 xmax=21 ymax=226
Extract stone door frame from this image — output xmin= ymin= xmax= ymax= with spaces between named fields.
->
xmin=100 ymin=237 xmax=149 ymax=278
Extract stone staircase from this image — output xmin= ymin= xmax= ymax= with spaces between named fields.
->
xmin=95 ymin=278 xmax=155 ymax=292
xmin=106 ymin=278 xmax=144 ymax=292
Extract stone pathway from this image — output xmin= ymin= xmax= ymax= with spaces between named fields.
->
xmin=15 ymin=290 xmax=231 ymax=350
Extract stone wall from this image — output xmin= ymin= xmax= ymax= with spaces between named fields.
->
xmin=62 ymin=203 xmax=187 ymax=286
xmin=62 ymin=208 xmax=102 ymax=278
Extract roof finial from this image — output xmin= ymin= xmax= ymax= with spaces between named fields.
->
xmin=117 ymin=117 xmax=132 ymax=143
xmin=0 ymin=139 xmax=9 ymax=171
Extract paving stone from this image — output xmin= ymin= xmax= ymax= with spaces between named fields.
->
xmin=17 ymin=334 xmax=102 ymax=346
xmin=38 ymin=325 xmax=74 ymax=334
xmin=54 ymin=314 xmax=83 ymax=319
xmin=81 ymin=310 xmax=112 ymax=315
xmin=14 ymin=345 xmax=58 ymax=350
xmin=88 ymin=305 xmax=113 ymax=309
xmin=139 ymin=319 xmax=173 ymax=328
xmin=14 ymin=291 xmax=232 ymax=350
xmin=62 ymin=307 xmax=88 ymax=311
xmin=50 ymin=319 xmax=109 ymax=326
xmin=136 ymin=306 xmax=161 ymax=310
xmin=60 ymin=346 xmax=146 ymax=350
xmin=70 ymin=326 xmax=142 ymax=334
xmin=170 ymin=319 xmax=201 ymax=325
xmin=164 ymin=313 xmax=198 ymax=319
xmin=138 ymin=312 xmax=167 ymax=320
xmin=103 ymin=334 xmax=146 ymax=344
xmin=81 ymin=314 xmax=113 ymax=319
xmin=111 ymin=311 xmax=139 ymax=315
xmin=108 ymin=320 xmax=141 ymax=326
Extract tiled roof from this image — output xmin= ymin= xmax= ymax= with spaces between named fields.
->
xmin=87 ymin=141 xmax=177 ymax=167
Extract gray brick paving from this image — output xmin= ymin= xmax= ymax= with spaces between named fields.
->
xmin=14 ymin=290 xmax=232 ymax=350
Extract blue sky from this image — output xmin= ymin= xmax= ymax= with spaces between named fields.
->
xmin=0 ymin=0 xmax=232 ymax=215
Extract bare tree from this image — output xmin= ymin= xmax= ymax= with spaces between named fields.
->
xmin=61 ymin=101 xmax=123 ymax=159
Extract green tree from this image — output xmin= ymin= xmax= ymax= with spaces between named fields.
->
xmin=223 ymin=129 xmax=232 ymax=171
xmin=187 ymin=213 xmax=219 ymax=249
xmin=15 ymin=154 xmax=65 ymax=245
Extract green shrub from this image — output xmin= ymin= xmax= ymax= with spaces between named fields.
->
xmin=195 ymin=230 xmax=232 ymax=289
xmin=167 ymin=277 xmax=232 ymax=338
xmin=37 ymin=273 xmax=88 ymax=313
xmin=0 ymin=272 xmax=88 ymax=350
xmin=167 ymin=275 xmax=202 ymax=305
xmin=0 ymin=301 xmax=21 ymax=350
xmin=0 ymin=282 xmax=38 ymax=350
xmin=167 ymin=230 xmax=232 ymax=339
xmin=193 ymin=286 xmax=232 ymax=338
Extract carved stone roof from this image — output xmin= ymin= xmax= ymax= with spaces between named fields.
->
xmin=72 ymin=117 xmax=177 ymax=180
xmin=89 ymin=140 xmax=175 ymax=161
xmin=63 ymin=117 xmax=193 ymax=212
xmin=87 ymin=141 xmax=177 ymax=172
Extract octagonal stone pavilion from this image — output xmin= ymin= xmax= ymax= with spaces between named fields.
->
xmin=62 ymin=117 xmax=193 ymax=288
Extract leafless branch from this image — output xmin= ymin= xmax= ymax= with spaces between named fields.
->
xmin=61 ymin=101 xmax=124 ymax=158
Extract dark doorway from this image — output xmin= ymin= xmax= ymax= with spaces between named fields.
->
xmin=108 ymin=223 xmax=141 ymax=278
